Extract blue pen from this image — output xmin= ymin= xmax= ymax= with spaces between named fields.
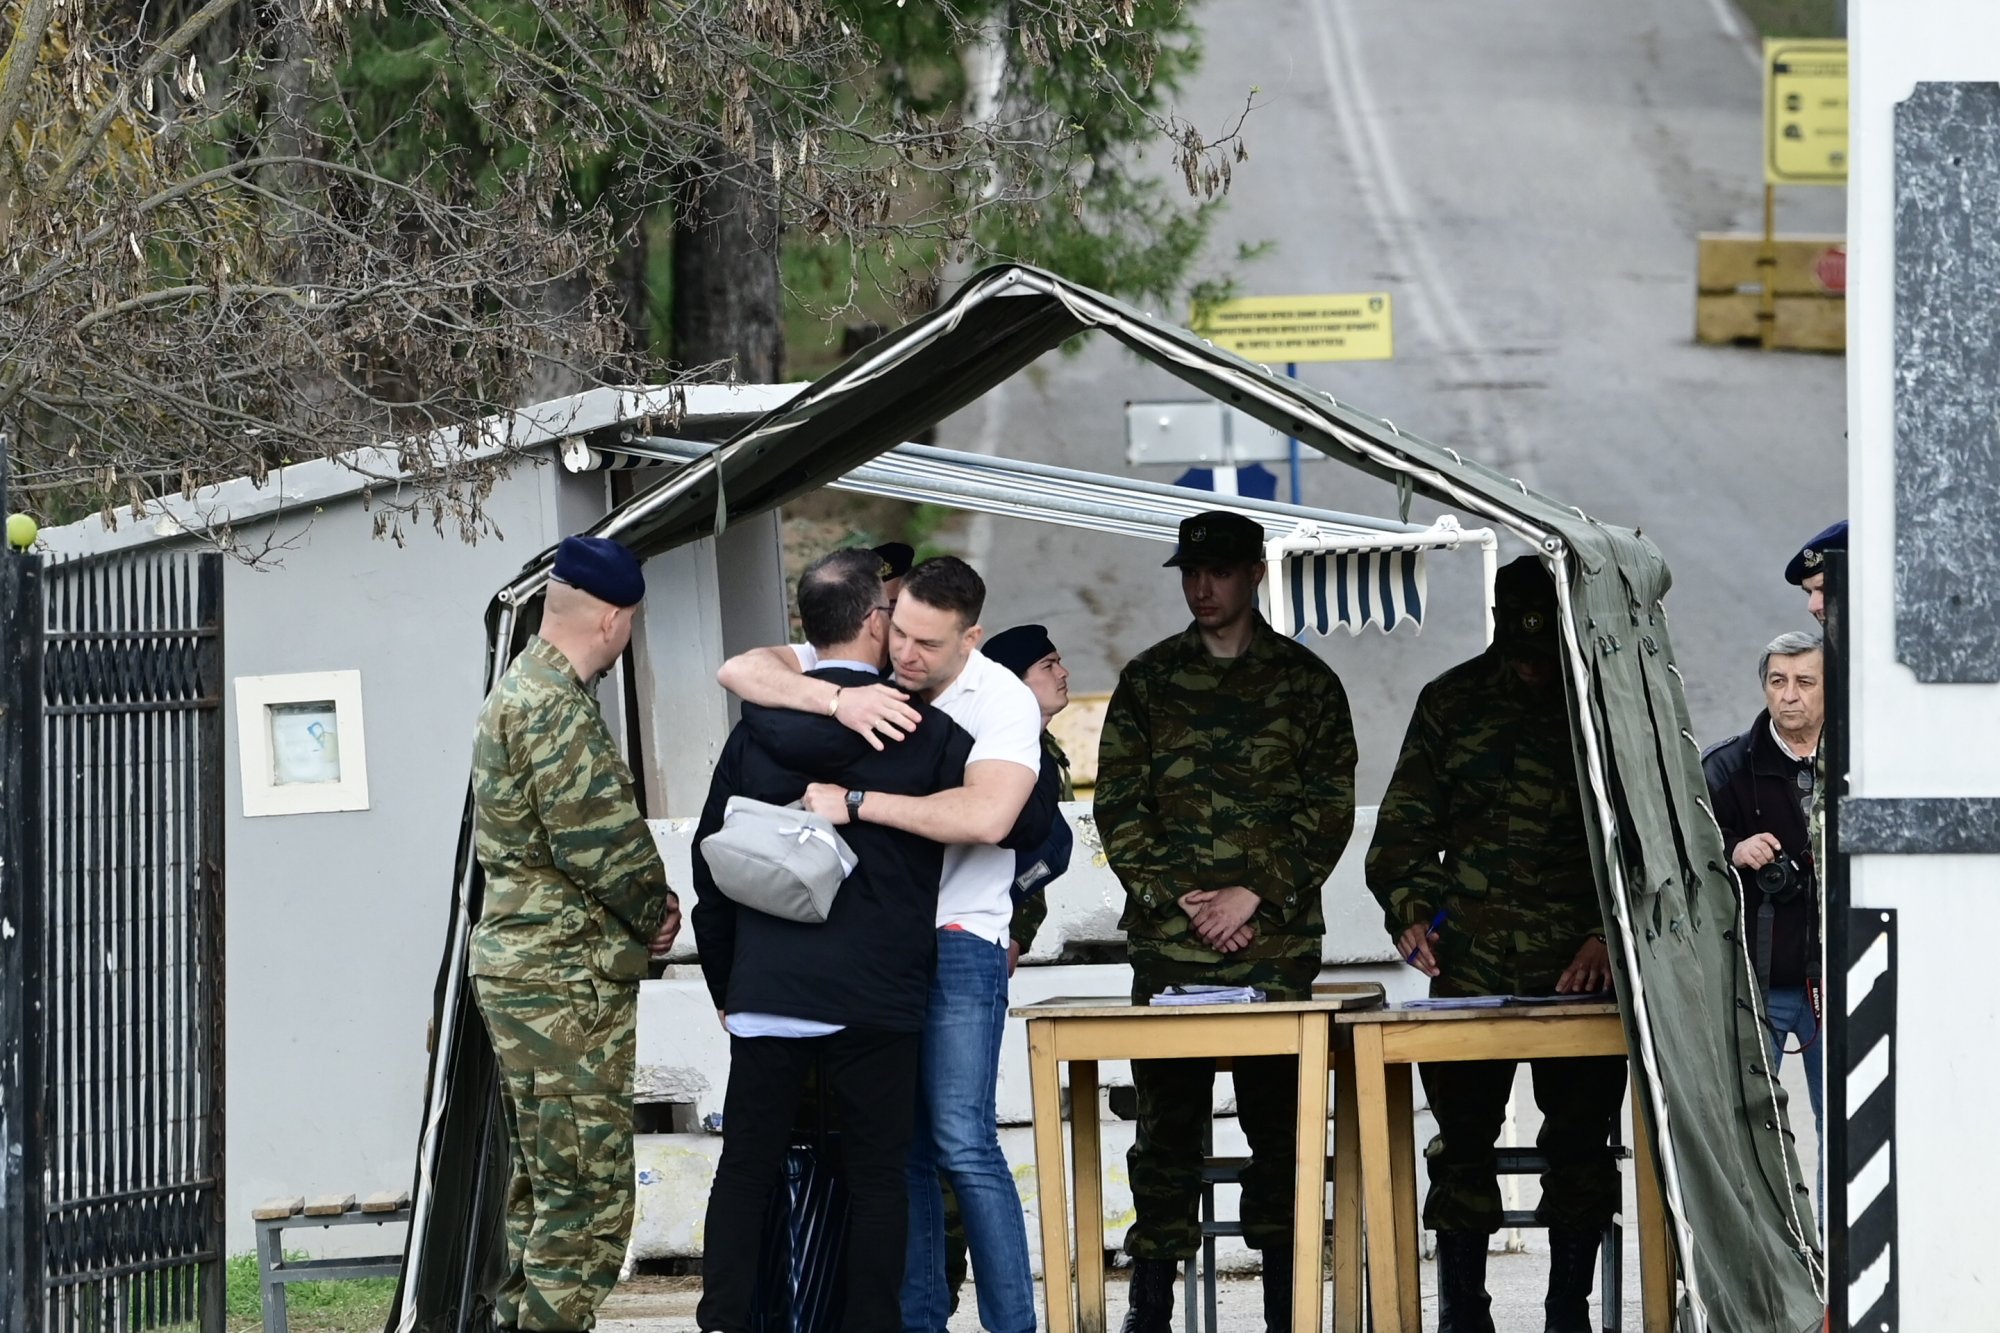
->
xmin=1407 ymin=908 xmax=1449 ymax=964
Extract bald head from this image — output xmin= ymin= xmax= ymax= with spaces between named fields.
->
xmin=541 ymin=578 xmax=637 ymax=681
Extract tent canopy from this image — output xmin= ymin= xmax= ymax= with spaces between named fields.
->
xmin=566 ymin=434 xmax=1496 ymax=639
xmin=398 ymin=265 xmax=1823 ymax=1333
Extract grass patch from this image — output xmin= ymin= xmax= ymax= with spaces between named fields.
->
xmin=1733 ymin=0 xmax=1842 ymax=38
xmin=224 ymin=1251 xmax=396 ymax=1333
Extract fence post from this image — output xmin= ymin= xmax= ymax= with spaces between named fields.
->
xmin=0 ymin=544 xmax=46 ymax=1333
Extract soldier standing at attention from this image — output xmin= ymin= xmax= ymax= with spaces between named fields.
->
xmin=1365 ymin=555 xmax=1621 ymax=1333
xmin=1094 ymin=510 xmax=1356 ymax=1333
xmin=469 ymin=535 xmax=682 ymax=1333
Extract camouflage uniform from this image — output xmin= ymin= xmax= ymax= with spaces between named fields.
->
xmin=470 ymin=635 xmax=671 ymax=1331
xmin=1365 ymin=645 xmax=1625 ymax=1235
xmin=1094 ymin=618 xmax=1355 ymax=1260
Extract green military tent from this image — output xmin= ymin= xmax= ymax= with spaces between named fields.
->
xmin=391 ymin=264 xmax=1825 ymax=1333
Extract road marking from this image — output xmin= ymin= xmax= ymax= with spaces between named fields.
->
xmin=1304 ymin=0 xmax=1536 ymax=486
xmin=1701 ymin=0 xmax=1763 ymax=69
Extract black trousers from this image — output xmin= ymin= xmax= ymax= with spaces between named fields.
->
xmin=697 ymin=1027 xmax=921 ymax=1333
xmin=1419 ymin=1055 xmax=1629 ymax=1235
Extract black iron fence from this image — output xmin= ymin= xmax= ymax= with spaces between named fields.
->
xmin=1 ymin=549 xmax=226 ymax=1332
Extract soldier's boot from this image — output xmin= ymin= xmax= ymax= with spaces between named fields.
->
xmin=1258 ymin=1244 xmax=1294 ymax=1333
xmin=1119 ymin=1258 xmax=1178 ymax=1333
xmin=1544 ymin=1229 xmax=1601 ymax=1333
xmin=1435 ymin=1232 xmax=1497 ymax=1333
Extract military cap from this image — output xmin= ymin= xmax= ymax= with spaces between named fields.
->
xmin=873 ymin=542 xmax=915 ymax=581
xmin=1494 ymin=554 xmax=1559 ymax=656
xmin=983 ymin=624 xmax=1057 ymax=677
xmin=551 ymin=534 xmax=645 ymax=607
xmin=1785 ymin=519 xmax=1847 ymax=586
xmin=1163 ymin=510 xmax=1265 ymax=568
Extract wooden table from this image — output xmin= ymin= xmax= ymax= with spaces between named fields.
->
xmin=1338 ymin=1002 xmax=1674 ymax=1333
xmin=1014 ymin=985 xmax=1384 ymax=1333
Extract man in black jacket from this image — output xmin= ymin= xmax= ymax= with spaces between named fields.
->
xmin=1702 ymin=628 xmax=1825 ymax=1219
xmin=692 ymin=547 xmax=975 ymax=1333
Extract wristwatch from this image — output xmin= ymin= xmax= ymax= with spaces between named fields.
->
xmin=846 ymin=789 xmax=867 ymax=819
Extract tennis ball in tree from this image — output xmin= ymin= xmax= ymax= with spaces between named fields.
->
xmin=6 ymin=513 xmax=38 ymax=550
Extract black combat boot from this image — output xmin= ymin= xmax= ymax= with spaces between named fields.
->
xmin=1544 ymin=1229 xmax=1602 ymax=1333
xmin=1119 ymin=1257 xmax=1178 ymax=1333
xmin=1259 ymin=1243 xmax=1294 ymax=1333
xmin=1434 ymin=1231 xmax=1496 ymax=1333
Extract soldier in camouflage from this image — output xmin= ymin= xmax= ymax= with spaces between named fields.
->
xmin=1366 ymin=555 xmax=1621 ymax=1333
xmin=469 ymin=535 xmax=680 ymax=1333
xmin=1095 ymin=511 xmax=1356 ymax=1333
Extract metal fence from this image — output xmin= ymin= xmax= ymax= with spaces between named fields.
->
xmin=0 ymin=549 xmax=226 ymax=1332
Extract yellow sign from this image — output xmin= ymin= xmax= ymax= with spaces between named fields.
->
xmin=1189 ymin=293 xmax=1394 ymax=363
xmin=1765 ymin=39 xmax=1848 ymax=185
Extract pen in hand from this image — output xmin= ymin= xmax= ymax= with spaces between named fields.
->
xmin=1406 ymin=907 xmax=1449 ymax=965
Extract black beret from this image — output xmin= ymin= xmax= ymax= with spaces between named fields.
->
xmin=1785 ymin=519 xmax=1847 ymax=586
xmin=873 ymin=542 xmax=915 ymax=581
xmin=551 ymin=535 xmax=644 ymax=607
xmin=1163 ymin=510 xmax=1265 ymax=568
xmin=984 ymin=624 xmax=1057 ymax=677
xmin=1494 ymin=555 xmax=1558 ymax=653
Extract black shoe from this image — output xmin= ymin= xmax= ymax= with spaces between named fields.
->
xmin=1259 ymin=1244 xmax=1295 ymax=1333
xmin=1119 ymin=1257 xmax=1178 ymax=1333
xmin=1434 ymin=1231 xmax=1496 ymax=1333
xmin=1545 ymin=1228 xmax=1602 ymax=1333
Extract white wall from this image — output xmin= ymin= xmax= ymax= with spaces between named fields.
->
xmin=1846 ymin=4 xmax=2000 ymax=1325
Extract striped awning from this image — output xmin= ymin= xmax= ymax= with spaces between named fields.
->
xmin=1278 ymin=546 xmax=1426 ymax=637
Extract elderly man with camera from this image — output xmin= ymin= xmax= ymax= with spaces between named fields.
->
xmin=1702 ymin=629 xmax=1826 ymax=1214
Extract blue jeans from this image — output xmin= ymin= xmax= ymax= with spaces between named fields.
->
xmin=903 ymin=929 xmax=1035 ymax=1333
xmin=1764 ymin=985 xmax=1824 ymax=1231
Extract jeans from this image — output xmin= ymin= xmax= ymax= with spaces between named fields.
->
xmin=902 ymin=930 xmax=1035 ymax=1333
xmin=1764 ymin=985 xmax=1825 ymax=1232
xmin=697 ymin=1028 xmax=921 ymax=1333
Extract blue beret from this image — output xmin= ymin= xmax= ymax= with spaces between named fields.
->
xmin=552 ymin=535 xmax=644 ymax=607
xmin=984 ymin=624 xmax=1056 ymax=677
xmin=1164 ymin=510 xmax=1265 ymax=568
xmin=1785 ymin=520 xmax=1847 ymax=586
xmin=873 ymin=542 xmax=915 ymax=581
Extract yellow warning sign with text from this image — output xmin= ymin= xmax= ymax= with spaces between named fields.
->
xmin=1765 ymin=39 xmax=1848 ymax=185
xmin=1189 ymin=292 xmax=1394 ymax=363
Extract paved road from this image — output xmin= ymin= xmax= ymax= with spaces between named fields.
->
xmin=948 ymin=0 xmax=1845 ymax=793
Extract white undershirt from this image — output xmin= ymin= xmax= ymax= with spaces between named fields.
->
xmin=782 ymin=643 xmax=1042 ymax=944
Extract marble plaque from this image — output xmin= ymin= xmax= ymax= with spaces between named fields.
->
xmin=1895 ymin=83 xmax=2000 ymax=682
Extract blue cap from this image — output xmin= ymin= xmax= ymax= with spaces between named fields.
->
xmin=983 ymin=624 xmax=1057 ymax=677
xmin=552 ymin=535 xmax=645 ymax=606
xmin=1785 ymin=520 xmax=1847 ymax=586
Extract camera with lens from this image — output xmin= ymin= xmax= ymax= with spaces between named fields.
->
xmin=1755 ymin=855 xmax=1810 ymax=903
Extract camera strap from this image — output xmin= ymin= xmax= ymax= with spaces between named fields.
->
xmin=1755 ymin=895 xmax=1776 ymax=991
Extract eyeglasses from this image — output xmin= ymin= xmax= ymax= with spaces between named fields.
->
xmin=869 ymin=604 xmax=892 ymax=618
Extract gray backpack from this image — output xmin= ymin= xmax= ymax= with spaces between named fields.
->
xmin=698 ymin=796 xmax=857 ymax=924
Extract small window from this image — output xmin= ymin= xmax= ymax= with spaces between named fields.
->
xmin=234 ymin=672 xmax=370 ymax=816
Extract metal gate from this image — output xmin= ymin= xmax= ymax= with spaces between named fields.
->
xmin=0 ymin=548 xmax=226 ymax=1332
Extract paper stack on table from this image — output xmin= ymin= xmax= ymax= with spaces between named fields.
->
xmin=1149 ymin=984 xmax=1268 ymax=1006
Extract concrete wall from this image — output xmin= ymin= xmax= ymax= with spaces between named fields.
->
xmin=39 ymin=458 xmax=612 ymax=1255
xmin=1847 ymin=3 xmax=2000 ymax=1324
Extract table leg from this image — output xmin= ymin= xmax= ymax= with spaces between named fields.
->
xmin=1028 ymin=1020 xmax=1076 ymax=1333
xmin=1331 ymin=1043 xmax=1363 ymax=1333
xmin=1350 ymin=1024 xmax=1406 ymax=1332
xmin=1633 ymin=1092 xmax=1673 ymax=1333
xmin=1072 ymin=1060 xmax=1107 ymax=1333
xmin=1292 ymin=1013 xmax=1332 ymax=1333
xmin=1385 ymin=1063 xmax=1421 ymax=1333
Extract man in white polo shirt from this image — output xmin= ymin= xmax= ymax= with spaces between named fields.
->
xmin=716 ymin=556 xmax=1045 ymax=1333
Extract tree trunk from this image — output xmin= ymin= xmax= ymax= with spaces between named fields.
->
xmin=671 ymin=145 xmax=784 ymax=383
